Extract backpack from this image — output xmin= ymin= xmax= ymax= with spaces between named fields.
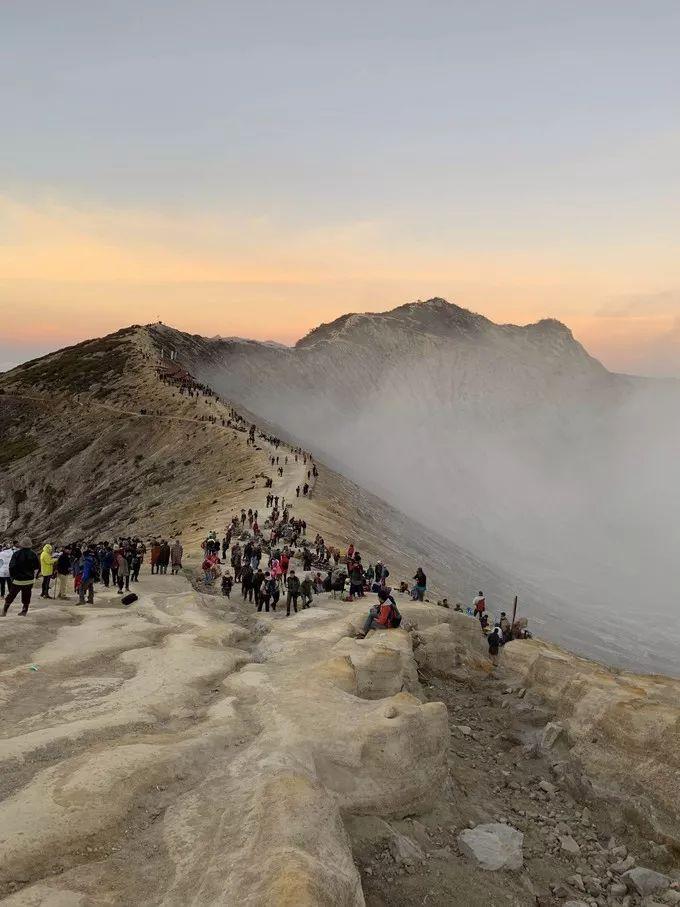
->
xmin=121 ymin=593 xmax=138 ymax=607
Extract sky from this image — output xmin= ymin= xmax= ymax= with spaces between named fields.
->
xmin=2 ymin=0 xmax=679 ymax=375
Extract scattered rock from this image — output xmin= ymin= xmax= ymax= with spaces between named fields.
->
xmin=541 ymin=721 xmax=564 ymax=749
xmin=566 ymin=873 xmax=585 ymax=891
xmin=458 ymin=822 xmax=524 ymax=871
xmin=539 ymin=780 xmax=557 ymax=796
xmin=389 ymin=832 xmax=424 ymax=867
xmin=611 ymin=854 xmax=636 ymax=874
xmin=560 ymin=835 xmax=581 ymax=856
xmin=456 ymin=725 xmax=473 ymax=737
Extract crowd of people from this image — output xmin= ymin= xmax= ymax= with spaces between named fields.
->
xmin=0 ymin=535 xmax=183 ymax=614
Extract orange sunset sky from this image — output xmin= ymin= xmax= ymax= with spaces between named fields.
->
xmin=2 ymin=2 xmax=679 ymax=376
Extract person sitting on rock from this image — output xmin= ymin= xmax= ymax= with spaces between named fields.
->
xmin=357 ymin=588 xmax=400 ymax=638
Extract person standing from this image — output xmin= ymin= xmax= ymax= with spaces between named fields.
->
xmin=241 ymin=563 xmax=254 ymax=602
xmin=2 ymin=537 xmax=40 ymax=616
xmin=252 ymin=567 xmax=265 ymax=608
xmin=56 ymin=547 xmax=72 ymax=600
xmin=286 ymin=569 xmax=300 ymax=616
xmin=150 ymin=539 xmax=161 ymax=574
xmin=413 ymin=568 xmax=427 ymax=601
xmin=131 ymin=545 xmax=143 ymax=582
xmin=158 ymin=540 xmax=170 ymax=575
xmin=0 ymin=541 xmax=16 ymax=599
xmin=348 ymin=557 xmax=365 ymax=600
xmin=40 ymin=543 xmax=56 ymax=598
xmin=170 ymin=540 xmax=183 ymax=574
xmin=115 ymin=548 xmax=130 ymax=594
xmin=78 ymin=548 xmax=97 ymax=605
xmin=472 ymin=591 xmax=486 ymax=619
xmin=300 ymin=573 xmax=313 ymax=609
xmin=487 ymin=626 xmax=503 ymax=666
xmin=100 ymin=544 xmax=113 ymax=587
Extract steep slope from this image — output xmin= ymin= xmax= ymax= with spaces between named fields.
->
xmin=0 ymin=327 xmax=274 ymax=542
xmin=157 ymin=300 xmax=680 ymax=675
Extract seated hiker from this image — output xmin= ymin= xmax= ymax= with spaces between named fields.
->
xmin=357 ymin=588 xmax=401 ymax=637
xmin=454 ymin=602 xmax=463 ymax=612
xmin=479 ymin=612 xmax=490 ymax=631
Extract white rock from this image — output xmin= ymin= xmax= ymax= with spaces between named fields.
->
xmin=458 ymin=822 xmax=524 ymax=871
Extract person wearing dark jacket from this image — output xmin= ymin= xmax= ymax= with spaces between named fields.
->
xmin=487 ymin=626 xmax=503 ymax=665
xmin=3 ymin=537 xmax=40 ymax=616
xmin=252 ymin=568 xmax=265 ymax=607
xmin=413 ymin=568 xmax=427 ymax=601
xmin=286 ymin=570 xmax=300 ymax=616
xmin=100 ymin=545 xmax=114 ymax=587
xmin=158 ymin=541 xmax=170 ymax=575
xmin=79 ymin=550 xmax=97 ymax=605
xmin=241 ymin=564 xmax=254 ymax=602
xmin=348 ymin=559 xmax=365 ymax=599
xmin=56 ymin=548 xmax=72 ymax=600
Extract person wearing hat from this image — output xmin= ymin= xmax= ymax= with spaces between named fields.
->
xmin=2 ymin=537 xmax=40 ymax=616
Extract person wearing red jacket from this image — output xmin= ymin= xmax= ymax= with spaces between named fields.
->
xmin=357 ymin=589 xmax=399 ymax=638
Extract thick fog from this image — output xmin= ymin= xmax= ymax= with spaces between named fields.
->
xmin=201 ymin=345 xmax=680 ymax=675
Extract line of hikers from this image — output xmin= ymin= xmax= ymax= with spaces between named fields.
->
xmin=0 ymin=535 xmax=184 ymax=614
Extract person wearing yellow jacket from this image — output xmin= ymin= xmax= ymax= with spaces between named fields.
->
xmin=40 ymin=544 xmax=56 ymax=599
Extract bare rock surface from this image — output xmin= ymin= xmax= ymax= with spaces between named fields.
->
xmin=458 ymin=823 xmax=524 ymax=870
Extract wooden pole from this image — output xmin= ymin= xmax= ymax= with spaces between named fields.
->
xmin=511 ymin=595 xmax=518 ymax=632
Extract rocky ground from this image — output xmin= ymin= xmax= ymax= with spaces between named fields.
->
xmin=2 ymin=323 xmax=679 ymax=905
xmin=353 ymin=663 xmax=680 ymax=907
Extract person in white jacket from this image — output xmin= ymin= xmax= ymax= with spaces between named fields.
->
xmin=0 ymin=542 xmax=16 ymax=599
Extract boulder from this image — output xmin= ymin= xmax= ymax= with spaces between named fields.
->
xmin=458 ymin=823 xmax=524 ymax=871
xmin=622 ymin=866 xmax=670 ymax=897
